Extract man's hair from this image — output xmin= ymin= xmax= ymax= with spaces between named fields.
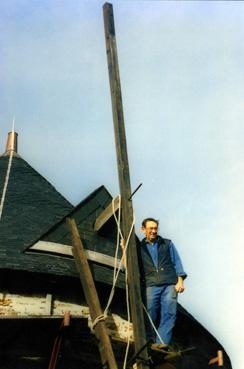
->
xmin=141 ymin=218 xmax=159 ymax=228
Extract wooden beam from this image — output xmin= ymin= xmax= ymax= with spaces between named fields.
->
xmin=45 ymin=294 xmax=52 ymax=315
xmin=67 ymin=217 xmax=118 ymax=369
xmin=0 ymin=292 xmax=133 ymax=343
xmin=29 ymin=241 xmax=120 ymax=268
xmin=94 ymin=195 xmax=120 ymax=232
xmin=103 ymin=3 xmax=149 ymax=368
xmin=29 ymin=241 xmax=121 ymax=268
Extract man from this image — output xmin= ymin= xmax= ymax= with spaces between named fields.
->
xmin=138 ymin=218 xmax=187 ymax=345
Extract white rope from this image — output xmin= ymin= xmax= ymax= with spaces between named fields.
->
xmin=90 ymin=195 xmax=134 ymax=343
xmin=112 ymin=195 xmax=121 ymax=282
xmin=102 ymin=195 xmax=135 ymax=317
xmin=142 ymin=303 xmax=165 ymax=345
xmin=111 ymin=196 xmax=134 ymax=369
xmin=91 ymin=314 xmax=106 ymax=329
xmin=91 ymin=194 xmax=134 ymax=369
xmin=0 ymin=122 xmax=15 ymax=221
xmin=123 ymin=254 xmax=131 ymax=369
xmin=90 ymin=196 xmax=122 ymax=330
xmin=101 ymin=195 xmax=122 ymax=319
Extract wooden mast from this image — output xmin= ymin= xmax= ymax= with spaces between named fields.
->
xmin=103 ymin=3 xmax=149 ymax=368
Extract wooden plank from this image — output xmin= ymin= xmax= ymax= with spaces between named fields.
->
xmin=0 ymin=292 xmax=133 ymax=343
xmin=94 ymin=195 xmax=120 ymax=231
xmin=67 ymin=217 xmax=118 ymax=369
xmin=29 ymin=241 xmax=121 ymax=268
xmin=45 ymin=294 xmax=52 ymax=315
xmin=103 ymin=3 xmax=149 ymax=369
xmin=0 ymin=293 xmax=81 ymax=316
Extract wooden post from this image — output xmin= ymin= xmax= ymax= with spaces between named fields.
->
xmin=103 ymin=3 xmax=149 ymax=368
xmin=67 ymin=217 xmax=118 ymax=369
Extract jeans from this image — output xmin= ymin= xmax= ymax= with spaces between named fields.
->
xmin=145 ymin=284 xmax=177 ymax=344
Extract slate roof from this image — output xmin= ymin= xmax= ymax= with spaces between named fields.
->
xmin=0 ymin=154 xmax=73 ymax=271
xmin=0 ymin=151 xmax=123 ymax=286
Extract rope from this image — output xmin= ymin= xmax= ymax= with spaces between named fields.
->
xmin=102 ymin=195 xmax=122 ymax=317
xmin=0 ymin=124 xmax=15 ymax=221
xmin=110 ymin=196 xmax=134 ymax=369
xmin=123 ymin=254 xmax=131 ymax=369
xmin=142 ymin=303 xmax=165 ymax=345
xmin=90 ymin=195 xmax=134 ymax=369
xmin=91 ymin=314 xmax=106 ymax=329
xmin=100 ymin=196 xmax=135 ymax=318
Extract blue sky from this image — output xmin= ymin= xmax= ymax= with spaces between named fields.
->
xmin=1 ymin=1 xmax=244 ymax=367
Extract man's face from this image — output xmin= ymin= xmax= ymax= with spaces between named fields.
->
xmin=141 ymin=221 xmax=158 ymax=243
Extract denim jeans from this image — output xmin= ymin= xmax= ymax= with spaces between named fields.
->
xmin=145 ymin=284 xmax=177 ymax=344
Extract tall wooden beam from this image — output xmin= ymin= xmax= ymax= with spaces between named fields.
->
xmin=103 ymin=3 xmax=149 ymax=368
xmin=67 ymin=218 xmax=118 ymax=369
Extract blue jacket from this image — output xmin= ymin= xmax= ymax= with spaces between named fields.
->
xmin=138 ymin=236 xmax=187 ymax=287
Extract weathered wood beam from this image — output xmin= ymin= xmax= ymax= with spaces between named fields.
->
xmin=45 ymin=294 xmax=52 ymax=315
xmin=94 ymin=195 xmax=120 ymax=232
xmin=0 ymin=292 xmax=134 ymax=343
xmin=67 ymin=217 xmax=118 ymax=369
xmin=29 ymin=241 xmax=120 ymax=268
xmin=103 ymin=3 xmax=149 ymax=369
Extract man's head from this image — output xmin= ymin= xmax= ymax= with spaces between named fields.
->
xmin=141 ymin=218 xmax=159 ymax=243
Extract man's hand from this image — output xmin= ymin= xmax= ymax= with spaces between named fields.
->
xmin=175 ymin=276 xmax=185 ymax=293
